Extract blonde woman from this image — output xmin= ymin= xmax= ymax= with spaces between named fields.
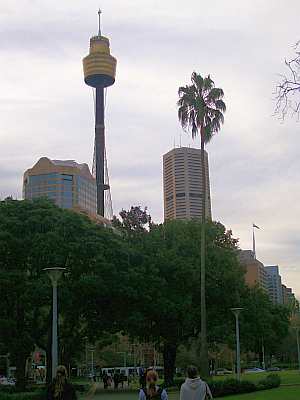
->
xmin=139 ymin=370 xmax=168 ymax=400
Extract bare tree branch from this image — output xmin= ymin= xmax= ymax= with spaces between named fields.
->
xmin=275 ymin=41 xmax=300 ymax=120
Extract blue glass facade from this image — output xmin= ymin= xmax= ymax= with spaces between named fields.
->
xmin=24 ymin=172 xmax=96 ymax=214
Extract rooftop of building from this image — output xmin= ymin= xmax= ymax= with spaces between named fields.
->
xmin=24 ymin=157 xmax=95 ymax=182
xmin=264 ymin=265 xmax=280 ymax=274
xmin=163 ymin=146 xmax=208 ymax=158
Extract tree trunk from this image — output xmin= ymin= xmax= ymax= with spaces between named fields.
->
xmin=163 ymin=342 xmax=177 ymax=387
xmin=15 ymin=352 xmax=27 ymax=392
xmin=199 ymin=130 xmax=209 ymax=377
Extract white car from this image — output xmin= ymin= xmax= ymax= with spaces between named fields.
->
xmin=244 ymin=367 xmax=265 ymax=373
xmin=215 ymin=368 xmax=232 ymax=375
xmin=0 ymin=377 xmax=15 ymax=385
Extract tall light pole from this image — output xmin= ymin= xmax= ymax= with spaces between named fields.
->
xmin=231 ymin=308 xmax=243 ymax=381
xmin=44 ymin=267 xmax=66 ymax=380
xmin=293 ymin=327 xmax=300 ymax=372
xmin=83 ymin=337 xmax=88 ymax=376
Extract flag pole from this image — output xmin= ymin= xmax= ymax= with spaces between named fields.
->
xmin=252 ymin=224 xmax=260 ymax=259
xmin=252 ymin=225 xmax=256 ymax=259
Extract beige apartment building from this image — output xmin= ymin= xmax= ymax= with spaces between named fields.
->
xmin=163 ymin=147 xmax=212 ymax=221
xmin=238 ymin=250 xmax=269 ymax=292
xmin=23 ymin=157 xmax=110 ymax=225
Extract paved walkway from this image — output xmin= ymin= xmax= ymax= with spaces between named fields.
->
xmin=81 ymin=383 xmax=138 ymax=399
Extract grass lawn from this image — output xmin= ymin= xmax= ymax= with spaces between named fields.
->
xmin=214 ymin=369 xmax=300 ymax=385
xmin=215 ymin=386 xmax=300 ymax=399
xmin=77 ymin=370 xmax=300 ymax=399
xmin=79 ymin=387 xmax=300 ymax=399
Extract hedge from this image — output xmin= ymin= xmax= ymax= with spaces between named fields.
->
xmin=0 ymin=393 xmax=45 ymax=400
xmin=166 ymin=373 xmax=281 ymax=398
xmin=0 ymin=384 xmax=88 ymax=400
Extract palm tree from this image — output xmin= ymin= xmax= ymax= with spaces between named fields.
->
xmin=177 ymin=72 xmax=226 ymax=376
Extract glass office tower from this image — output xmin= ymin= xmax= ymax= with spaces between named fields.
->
xmin=23 ymin=158 xmax=97 ymax=215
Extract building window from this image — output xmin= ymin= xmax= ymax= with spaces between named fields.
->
xmin=62 ymin=174 xmax=73 ymax=181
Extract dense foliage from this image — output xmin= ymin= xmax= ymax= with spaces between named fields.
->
xmin=0 ymin=200 xmax=292 ymax=389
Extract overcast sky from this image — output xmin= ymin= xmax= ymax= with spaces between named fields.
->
xmin=0 ymin=0 xmax=299 ymax=297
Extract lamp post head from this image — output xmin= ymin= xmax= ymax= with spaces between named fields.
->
xmin=43 ymin=267 xmax=66 ymax=286
xmin=230 ymin=307 xmax=244 ymax=317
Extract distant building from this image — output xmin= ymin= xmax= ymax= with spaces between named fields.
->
xmin=282 ymin=284 xmax=298 ymax=311
xmin=238 ymin=250 xmax=268 ymax=292
xmin=23 ymin=157 xmax=110 ymax=226
xmin=265 ymin=265 xmax=283 ymax=305
xmin=163 ymin=147 xmax=211 ymax=221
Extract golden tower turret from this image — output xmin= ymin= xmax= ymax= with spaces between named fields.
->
xmin=82 ymin=10 xmax=117 ymax=217
xmin=83 ymin=35 xmax=116 ymax=88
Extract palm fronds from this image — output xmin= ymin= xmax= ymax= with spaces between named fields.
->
xmin=177 ymin=72 xmax=226 ymax=143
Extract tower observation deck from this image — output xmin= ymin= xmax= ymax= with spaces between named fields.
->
xmin=83 ymin=10 xmax=117 ymax=217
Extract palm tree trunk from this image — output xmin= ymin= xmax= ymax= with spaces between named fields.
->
xmin=199 ymin=128 xmax=209 ymax=377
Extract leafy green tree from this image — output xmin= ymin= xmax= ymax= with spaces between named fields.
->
xmin=0 ymin=198 xmax=128 ymax=389
xmin=121 ymin=219 xmax=244 ymax=385
xmin=112 ymin=206 xmax=152 ymax=235
xmin=177 ymin=73 xmax=226 ymax=376
xmin=239 ymin=287 xmax=290 ymax=367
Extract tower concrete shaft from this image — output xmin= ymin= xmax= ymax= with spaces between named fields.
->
xmin=95 ymin=87 xmax=105 ymax=216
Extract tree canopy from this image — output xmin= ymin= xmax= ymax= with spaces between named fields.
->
xmin=0 ymin=199 xmax=292 ymax=388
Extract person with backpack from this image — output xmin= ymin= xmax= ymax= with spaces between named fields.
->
xmin=180 ymin=366 xmax=213 ymax=400
xmin=138 ymin=370 xmax=168 ymax=400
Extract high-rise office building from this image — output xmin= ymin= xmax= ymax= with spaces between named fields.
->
xmin=282 ymin=284 xmax=295 ymax=306
xmin=23 ymin=157 xmax=97 ymax=216
xmin=163 ymin=147 xmax=212 ymax=220
xmin=265 ymin=265 xmax=283 ymax=305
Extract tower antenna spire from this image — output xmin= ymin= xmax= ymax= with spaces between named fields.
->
xmin=98 ymin=8 xmax=102 ymax=36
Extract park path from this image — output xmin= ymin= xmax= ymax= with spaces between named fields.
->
xmin=79 ymin=383 xmax=142 ymax=400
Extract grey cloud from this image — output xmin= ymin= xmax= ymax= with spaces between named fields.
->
xmin=1 ymin=0 xmax=300 ymax=297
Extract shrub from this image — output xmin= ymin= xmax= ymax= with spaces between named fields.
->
xmin=257 ymin=374 xmax=281 ymax=390
xmin=165 ymin=373 xmax=280 ymax=397
xmin=0 ymin=387 xmax=16 ymax=395
xmin=172 ymin=377 xmax=185 ymax=387
xmin=0 ymin=392 xmax=46 ymax=400
xmin=209 ymin=379 xmax=257 ymax=397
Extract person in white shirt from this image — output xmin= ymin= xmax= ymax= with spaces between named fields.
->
xmin=180 ymin=366 xmax=213 ymax=400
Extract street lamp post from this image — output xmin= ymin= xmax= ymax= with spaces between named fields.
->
xmin=90 ymin=349 xmax=95 ymax=377
xmin=231 ymin=308 xmax=243 ymax=381
xmin=44 ymin=267 xmax=66 ymax=380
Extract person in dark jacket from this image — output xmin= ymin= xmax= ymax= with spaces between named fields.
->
xmin=47 ymin=365 xmax=77 ymax=400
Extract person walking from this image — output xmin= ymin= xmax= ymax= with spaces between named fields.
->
xmin=102 ymin=371 xmax=109 ymax=389
xmin=113 ymin=370 xmax=120 ymax=390
xmin=139 ymin=366 xmax=146 ymax=388
xmin=47 ymin=365 xmax=77 ymax=400
xmin=138 ymin=370 xmax=168 ymax=400
xmin=180 ymin=366 xmax=212 ymax=400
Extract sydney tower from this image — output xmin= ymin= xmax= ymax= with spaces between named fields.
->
xmin=83 ymin=10 xmax=117 ymax=217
